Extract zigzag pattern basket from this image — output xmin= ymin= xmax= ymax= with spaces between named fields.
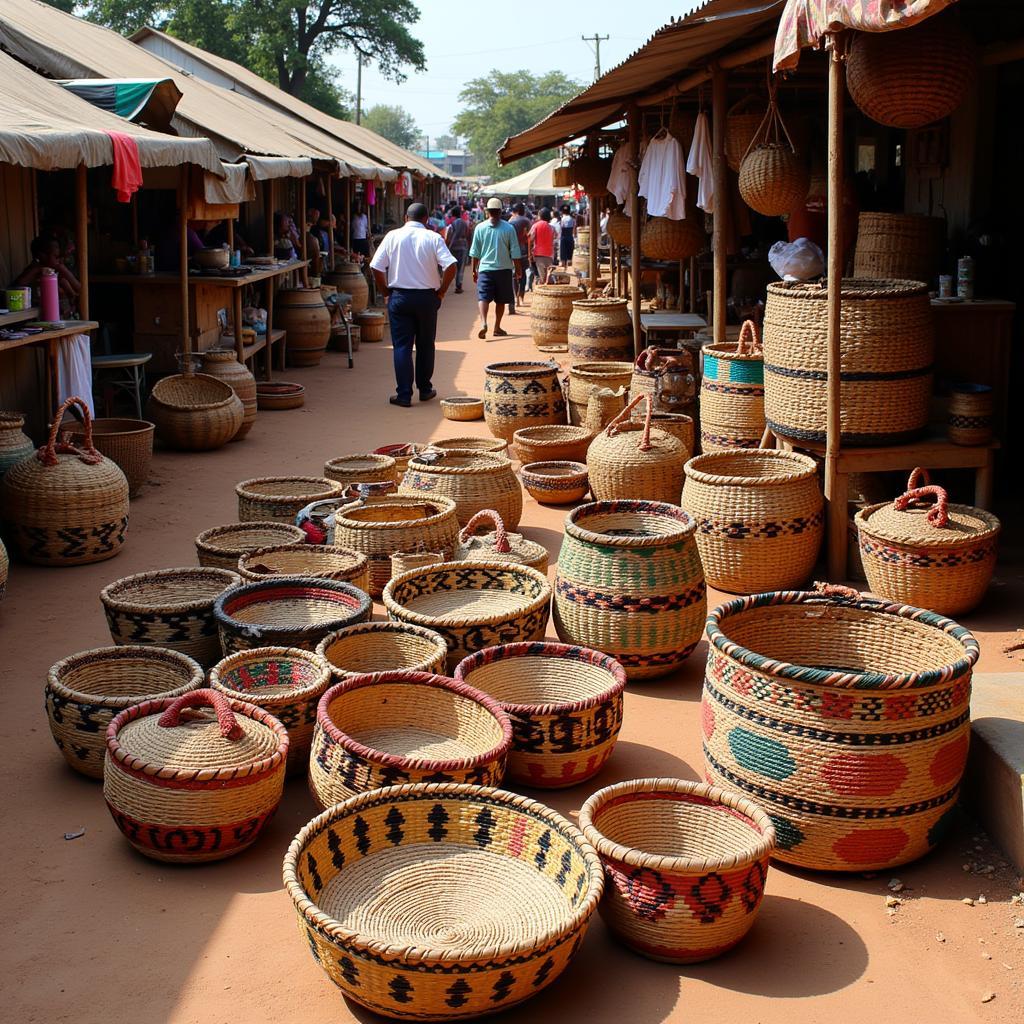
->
xmin=483 ymin=362 xmax=566 ymax=443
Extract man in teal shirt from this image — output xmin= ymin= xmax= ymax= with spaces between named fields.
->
xmin=469 ymin=197 xmax=522 ymax=338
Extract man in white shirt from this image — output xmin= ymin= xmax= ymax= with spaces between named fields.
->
xmin=370 ymin=203 xmax=457 ymax=407
xmin=350 ymin=201 xmax=370 ymax=257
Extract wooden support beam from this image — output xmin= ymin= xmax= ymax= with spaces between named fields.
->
xmin=265 ymin=179 xmax=274 ymax=256
xmin=627 ymin=104 xmax=642 ymax=357
xmin=711 ymin=64 xmax=728 ymax=346
xmin=178 ymin=166 xmax=191 ymax=366
xmin=75 ymin=164 xmax=89 ymax=321
xmin=345 ymin=179 xmax=353 ymax=252
xmin=325 ymin=173 xmax=335 ymax=271
xmin=299 ymin=180 xmax=308 ymax=286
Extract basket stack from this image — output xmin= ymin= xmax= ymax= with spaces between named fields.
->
xmin=699 ymin=320 xmax=765 ymax=452
xmin=530 ymin=283 xmax=586 ymax=352
xmin=483 ymin=361 xmax=566 ymax=442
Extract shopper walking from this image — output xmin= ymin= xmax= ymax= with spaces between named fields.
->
xmin=528 ymin=207 xmax=555 ymax=286
xmin=444 ymin=206 xmax=470 ymax=293
xmin=370 ymin=203 xmax=457 ymax=408
xmin=558 ymin=204 xmax=576 ymax=267
xmin=469 ymin=197 xmax=522 ymax=339
xmin=509 ymin=202 xmax=532 ymax=306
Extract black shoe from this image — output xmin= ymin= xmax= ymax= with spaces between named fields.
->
xmin=389 ymin=395 xmax=411 ymax=408
xmin=419 ymin=389 xmax=437 ymax=402
xmin=454 ymin=287 xmax=463 ymax=294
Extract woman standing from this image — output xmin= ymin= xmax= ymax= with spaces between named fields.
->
xmin=558 ymin=204 xmax=576 ymax=268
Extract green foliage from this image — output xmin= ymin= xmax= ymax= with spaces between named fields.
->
xmin=361 ymin=104 xmax=419 ymax=150
xmin=41 ymin=0 xmax=77 ymax=12
xmin=453 ymin=70 xmax=581 ymax=178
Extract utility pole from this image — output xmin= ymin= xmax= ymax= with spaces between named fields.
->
xmin=355 ymin=53 xmax=365 ymax=124
xmin=581 ymin=34 xmax=609 ymax=81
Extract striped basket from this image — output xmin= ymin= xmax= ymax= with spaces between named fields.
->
xmin=284 ymin=783 xmax=604 ymax=1021
xmin=701 ymin=585 xmax=979 ymax=871
xmin=483 ymin=361 xmax=566 ymax=443
xmin=553 ymin=500 xmax=706 ymax=681
xmin=699 ymin=320 xmax=766 ymax=452
xmin=308 ymin=671 xmax=512 ymax=807
xmin=454 ymin=642 xmax=626 ymax=788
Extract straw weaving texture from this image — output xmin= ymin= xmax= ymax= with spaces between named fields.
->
xmin=238 ymin=544 xmax=369 ymax=592
xmin=195 ymin=521 xmax=306 ymax=569
xmin=520 ymin=461 xmax=589 ymax=506
xmin=430 ymin=437 xmax=509 ymax=457
xmin=316 ymin=622 xmax=448 ymax=680
xmin=512 ymin=425 xmax=592 ymax=466
xmin=483 ymin=362 xmax=566 ymax=442
xmin=440 ymin=398 xmax=485 ymax=421
xmin=237 ymin=476 xmax=344 ymax=523
xmin=566 ymin=362 xmax=633 ymax=426
xmin=146 ymin=373 xmax=243 ymax=451
xmin=323 ymin=454 xmax=398 ymax=489
xmin=567 ymin=299 xmax=633 ymax=363
xmin=852 ymin=212 xmax=945 ymax=282
xmin=530 ymin=284 xmax=585 ymax=352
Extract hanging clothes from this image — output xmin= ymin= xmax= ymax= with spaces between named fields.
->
xmin=58 ymin=335 xmax=94 ymax=414
xmin=366 ymin=180 xmax=377 ymax=206
xmin=606 ymin=145 xmax=631 ymax=206
xmin=686 ymin=111 xmax=714 ymax=214
xmin=638 ymin=130 xmax=687 ymax=219
xmin=394 ymin=172 xmax=413 ymax=198
xmin=104 ymin=131 xmax=142 ymax=204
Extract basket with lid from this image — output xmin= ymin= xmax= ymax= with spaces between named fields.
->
xmin=237 ymin=544 xmax=369 ymax=592
xmin=855 ymin=468 xmax=999 ymax=617
xmin=195 ymin=521 xmax=306 ymax=570
xmin=322 ymin=453 xmax=398 ymax=489
xmin=483 ymin=361 xmax=565 ymax=442
xmin=237 ymin=476 xmax=345 ymax=523
xmin=454 ymin=509 xmax=549 ymax=572
xmin=699 ymin=320 xmax=766 ymax=452
xmin=104 ymin=688 xmax=287 ymax=862
xmin=316 ymin=622 xmax=449 ymax=681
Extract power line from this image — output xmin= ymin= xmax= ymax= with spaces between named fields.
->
xmin=581 ymin=33 xmax=610 ymax=81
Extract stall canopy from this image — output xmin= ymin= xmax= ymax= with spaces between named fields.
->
xmin=56 ymin=78 xmax=181 ymax=132
xmin=478 ymin=158 xmax=572 ymax=197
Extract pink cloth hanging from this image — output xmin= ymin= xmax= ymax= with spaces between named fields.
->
xmin=366 ymin=181 xmax=377 ymax=206
xmin=104 ymin=131 xmax=143 ymax=203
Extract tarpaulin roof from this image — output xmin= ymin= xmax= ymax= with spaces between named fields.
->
xmin=56 ymin=78 xmax=180 ymax=131
xmin=774 ymin=0 xmax=957 ymax=69
xmin=0 ymin=47 xmax=222 ymax=174
xmin=499 ymin=0 xmax=786 ymax=164
xmin=479 ymin=158 xmax=574 ymax=197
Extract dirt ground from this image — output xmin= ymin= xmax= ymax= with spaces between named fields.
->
xmin=3 ymin=290 xmax=1023 ymax=1024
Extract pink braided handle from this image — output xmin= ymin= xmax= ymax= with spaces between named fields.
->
xmin=459 ymin=509 xmax=511 ymax=552
xmin=906 ymin=467 xmax=931 ymax=490
xmin=604 ymin=393 xmax=653 ymax=452
xmin=38 ymin=396 xmax=102 ymax=467
xmin=812 ymin=582 xmax=862 ymax=600
xmin=893 ymin=484 xmax=950 ymax=528
xmin=158 ymin=688 xmax=243 ymax=740
xmin=736 ymin=319 xmax=762 ymax=355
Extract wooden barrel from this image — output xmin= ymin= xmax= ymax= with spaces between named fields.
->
xmin=568 ymin=298 xmax=632 ymax=363
xmin=354 ymin=310 xmax=385 ymax=342
xmin=566 ymin=361 xmax=633 ymax=426
xmin=276 ymin=289 xmax=330 ymax=368
xmin=530 ymin=283 xmax=585 ymax=352
xmin=325 ymin=262 xmax=369 ymax=313
xmin=201 ymin=347 xmax=257 ymax=440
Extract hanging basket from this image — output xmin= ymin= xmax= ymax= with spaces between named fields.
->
xmin=641 ymin=217 xmax=706 ymax=261
xmin=570 ymin=154 xmax=612 ymax=194
xmin=738 ymin=92 xmax=809 ymax=216
xmin=606 ymin=210 xmax=632 ymax=247
xmin=552 ymin=157 xmax=573 ymax=187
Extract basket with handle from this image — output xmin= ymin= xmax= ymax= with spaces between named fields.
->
xmin=454 ymin=508 xmax=549 ymax=572
xmin=699 ymin=319 xmax=766 ymax=452
xmin=64 ymin=417 xmax=154 ymax=497
xmin=725 ymin=96 xmax=764 ymax=172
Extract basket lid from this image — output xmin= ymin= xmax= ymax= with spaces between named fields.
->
xmin=457 ymin=509 xmax=546 ymax=568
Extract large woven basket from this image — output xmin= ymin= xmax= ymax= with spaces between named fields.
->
xmin=567 ymin=298 xmax=633 ymax=363
xmin=455 ymin=509 xmax=549 ymax=573
xmin=430 ymin=436 xmax=509 ymax=458
xmin=554 ymin=500 xmax=706 ymax=680
xmin=104 ymin=688 xmax=287 ymax=862
xmin=210 ymin=646 xmax=332 ymax=774
xmin=587 ymin=395 xmax=686 ymax=504
xmin=455 ymin=642 xmax=626 ymax=788
xmin=45 ymin=645 xmax=202 ymax=779
xmin=702 ymin=585 xmax=979 ymax=871
xmin=399 ymin=449 xmax=522 ymax=530
xmin=316 ymin=622 xmax=449 ymax=680
xmin=146 ymin=373 xmax=244 ymax=451
xmin=512 ymin=424 xmax=592 ymax=465
xmin=0 ymin=410 xmax=34 ymax=478
xmin=237 ymin=476 xmax=345 ymax=523
xmin=332 ymin=496 xmax=460 ymax=598
xmin=214 ymin=577 xmax=371 ymax=655
xmin=384 ymin=561 xmax=552 ymax=672
xmin=323 ymin=453 xmax=398 ymax=489
xmin=763 ymin=279 xmax=934 ymax=445
xmin=682 ymin=450 xmax=824 ymax=595
xmin=65 ymin=417 xmax=154 ymax=497
xmin=101 ymin=567 xmax=241 ymax=668
xmin=1 ymin=397 xmax=129 ymax=566
xmin=947 ymin=383 xmax=993 ymax=446
xmin=699 ymin=320 xmax=766 ymax=452
xmin=284 ymin=782 xmax=604 ymax=1020
xmin=855 ymin=469 xmax=1000 ymax=617
xmin=738 ymin=143 xmax=809 ymax=217
xmin=640 ymin=217 xmax=706 ymax=261
xmin=648 ymin=413 xmax=696 ymax=458
xmin=606 ymin=210 xmax=631 ymax=246
xmin=580 ymin=779 xmax=775 ymax=963
xmin=237 ymin=544 xmax=369 ymax=592
xmin=531 ymin=283 xmax=586 ymax=352
xmin=483 ymin=361 xmax=566 ymax=443
xmin=853 ymin=212 xmax=945 ymax=283
xmin=195 ymin=521 xmax=306 ymax=570
xmin=565 ymin=361 xmax=634 ymax=426
xmin=630 ymin=347 xmax=699 ymax=417
xmin=309 ymin=672 xmax=512 ymax=806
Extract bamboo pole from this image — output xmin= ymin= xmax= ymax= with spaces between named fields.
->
xmin=178 ymin=166 xmax=191 ymax=366
xmin=627 ymin=104 xmax=642 ymax=356
xmin=75 ymin=163 xmax=89 ymax=321
xmin=711 ymin=64 xmax=728 ymax=346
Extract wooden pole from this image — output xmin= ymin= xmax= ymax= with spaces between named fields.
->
xmin=265 ymin=178 xmax=274 ymax=255
xmin=345 ymin=179 xmax=352 ymax=251
xmin=299 ymin=179 xmax=308 ymax=286
xmin=711 ymin=64 xmax=728 ymax=346
xmin=627 ymin=104 xmax=642 ymax=356
xmin=178 ymin=166 xmax=191 ymax=366
xmin=588 ymin=192 xmax=600 ymax=290
xmin=75 ymin=163 xmax=89 ymax=321
xmin=325 ymin=173 xmax=335 ymax=271
xmin=226 ymin=217 xmax=234 ymax=253
xmin=689 ymin=254 xmax=697 ymax=314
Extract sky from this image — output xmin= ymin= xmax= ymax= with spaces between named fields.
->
xmin=331 ymin=0 xmax=706 ymax=148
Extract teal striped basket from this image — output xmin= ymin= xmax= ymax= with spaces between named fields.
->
xmin=700 ymin=320 xmax=766 ymax=451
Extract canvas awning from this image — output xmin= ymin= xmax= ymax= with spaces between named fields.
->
xmin=56 ymin=77 xmax=180 ymax=131
xmin=479 ymin=158 xmax=573 ymax=197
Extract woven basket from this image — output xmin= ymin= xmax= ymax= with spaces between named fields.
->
xmin=0 ymin=410 xmax=34 ymax=478
xmin=46 ymin=646 xmax=202 ymax=779
xmin=323 ymin=453 xmax=398 ymax=489
xmin=210 ymin=646 xmax=331 ymax=773
xmin=570 ymin=154 xmax=612 ymax=194
xmin=454 ymin=642 xmax=625 ymax=788
xmin=554 ymin=500 xmax=706 ymax=680
xmin=567 ymin=298 xmax=632 ymax=364
xmin=855 ymin=469 xmax=1000 ymax=617
xmin=454 ymin=508 xmax=549 ymax=572
xmin=640 ymin=217 xmax=706 ymax=261
xmin=65 ymin=418 xmax=154 ymax=497
xmin=372 ymin=443 xmax=421 ymax=475
xmin=399 ymin=449 xmax=522 ymax=530
xmin=440 ymin=397 xmax=485 ymax=421
xmin=565 ymin=361 xmax=633 ymax=426
xmin=587 ymin=395 xmax=686 ymax=504
xmin=700 ymin=320 xmax=766 ymax=451
xmin=763 ymin=279 xmax=934 ymax=445
xmin=725 ymin=98 xmax=764 ymax=172
xmin=284 ymin=782 xmax=604 ymax=1020
xmin=101 ymin=567 xmax=241 ymax=668
xmin=238 ymin=544 xmax=369 ymax=592
xmin=483 ymin=361 xmax=566 ymax=442
xmin=316 ymin=622 xmax=448 ymax=681
xmin=703 ymin=586 xmax=979 ymax=871
xmin=256 ymin=381 xmax=305 ymax=410
xmin=606 ymin=210 xmax=631 ymax=246
xmin=584 ymin=387 xmax=629 ymax=433
xmin=846 ymin=13 xmax=976 ymax=130
xmin=579 ymin=779 xmax=775 ymax=963
xmin=739 ymin=143 xmax=809 ymax=217
xmin=512 ymin=424 xmax=592 ymax=465
xmin=948 ymin=383 xmax=994 ymax=446
xmin=682 ymin=450 xmax=824 ymax=594
xmin=552 ymin=159 xmax=572 ymax=187
xmin=214 ymin=577 xmax=372 ymax=655
xmin=648 ymin=413 xmax=696 ymax=458
xmin=530 ymin=283 xmax=586 ymax=352
xmin=430 ymin=436 xmax=509 ymax=457
xmin=384 ymin=561 xmax=552 ymax=672
xmin=1 ymin=397 xmax=129 ymax=566
xmin=309 ymin=672 xmax=512 ymax=806
xmin=521 ymin=461 xmax=589 ymax=506
xmin=104 ymin=688 xmax=287 ymax=862
xmin=339 ymin=480 xmax=398 ymax=505
xmin=195 ymin=521 xmax=306 ymax=570
xmin=391 ymin=550 xmax=443 ymax=577
xmin=200 ymin=347 xmax=257 ymax=440
xmin=146 ymin=373 xmax=244 ymax=451
xmin=237 ymin=476 xmax=344 ymax=523
xmin=631 ymin=347 xmax=699 ymax=417
xmin=853 ymin=212 xmax=945 ymax=283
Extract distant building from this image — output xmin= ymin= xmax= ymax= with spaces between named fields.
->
xmin=418 ymin=149 xmax=473 ymax=176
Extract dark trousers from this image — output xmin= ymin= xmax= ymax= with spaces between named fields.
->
xmin=451 ymin=248 xmax=467 ymax=290
xmin=388 ymin=288 xmax=438 ymax=401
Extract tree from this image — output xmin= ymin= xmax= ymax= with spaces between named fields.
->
xmin=434 ymin=133 xmax=458 ymax=152
xmin=42 ymin=0 xmax=76 ymax=11
xmin=361 ymin=105 xmax=420 ymax=150
xmin=453 ymin=70 xmax=581 ymax=178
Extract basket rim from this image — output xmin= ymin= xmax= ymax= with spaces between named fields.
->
xmin=439 ymin=396 xmax=484 ymax=405
xmin=236 ymin=476 xmax=344 ymax=502
xmin=578 ymin=778 xmax=776 ymax=871
xmin=238 ymin=543 xmax=368 ymax=576
xmin=334 ymin=495 xmax=457 ymax=528
xmin=430 ymin=436 xmax=508 ymax=452
xmin=454 ymin=642 xmax=626 ymax=715
xmin=702 ymin=343 xmax=765 ymax=363
xmin=565 ymin=500 xmax=696 ymax=547
xmin=706 ymin=589 xmax=980 ymax=690
xmin=281 ymin=782 xmax=604 ymax=964
xmin=195 ymin=521 xmax=306 ymax=555
xmin=484 ymin=360 xmax=560 ymax=377
xmin=100 ymin=567 xmax=241 ymax=614
xmin=521 ymin=460 xmax=588 ymax=479
xmin=149 ymin=372 xmax=238 ymax=412
xmin=323 ymin=453 xmax=396 ymax=471
xmin=255 ymin=381 xmax=305 ymax=394
xmin=854 ymin=501 xmax=1001 ymax=547
xmin=210 ymin=645 xmax=332 ymax=704
xmin=214 ymin=576 xmax=372 ymax=634
xmin=766 ymin=278 xmax=930 ymax=300
xmin=683 ymin=449 xmax=818 ymax=487
xmin=315 ymin=621 xmax=449 ymax=675
xmin=66 ymin=417 xmax=155 ymax=435
xmin=532 ymin=282 xmax=587 ymax=294
xmin=512 ymin=424 xmax=593 ymax=445
xmin=406 ymin=450 xmax=512 ymax=474
xmin=568 ymin=360 xmax=635 ymax=376
xmin=570 ymin=297 xmax=628 ymax=310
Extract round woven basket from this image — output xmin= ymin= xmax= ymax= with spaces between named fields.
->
xmin=567 ymin=298 xmax=632 ymax=364
xmin=606 ymin=209 xmax=631 ymax=246
xmin=214 ymin=577 xmax=372 ymax=655
xmin=104 ymin=688 xmax=287 ymax=862
xmin=309 ymin=671 xmax=512 ymax=806
xmin=237 ymin=476 xmax=345 ymax=523
xmin=703 ymin=585 xmax=979 ymax=871
xmin=399 ymin=449 xmax=522 ymax=530
xmin=65 ymin=417 xmax=154 ymax=497
xmin=339 ymin=480 xmax=398 ymax=505
xmin=725 ymin=99 xmax=764 ymax=172
xmin=146 ymin=373 xmax=244 ymax=451
xmin=530 ymin=283 xmax=586 ymax=352
xmin=256 ymin=381 xmax=305 ymax=411
xmin=739 ymin=143 xmax=809 ymax=217
xmin=430 ymin=436 xmax=509 ymax=457
xmin=46 ymin=645 xmax=202 ymax=779
xmin=483 ymin=361 xmax=566 ymax=442
xmin=454 ymin=508 xmax=550 ymax=572
xmin=512 ymin=424 xmax=592 ymax=465
xmin=390 ymin=550 xmax=443 ymax=577
xmin=682 ymin=449 xmax=824 ymax=594
xmin=384 ymin=561 xmax=552 ymax=672
xmin=648 ymin=413 xmax=696 ymax=458
xmin=566 ymin=361 xmax=634 ymax=426
xmin=195 ymin=521 xmax=306 ymax=570
xmin=641 ymin=217 xmax=706 ymax=261
xmin=579 ymin=779 xmax=775 ymax=963
xmin=947 ymin=383 xmax=993 ymax=446
xmin=853 ymin=212 xmax=945 ymax=282
xmin=323 ymin=453 xmax=398 ymax=489
xmin=630 ymin=348 xmax=698 ymax=417
xmin=763 ymin=279 xmax=934 ymax=445
xmin=101 ymin=567 xmax=241 ymax=667
xmin=440 ymin=397 xmax=485 ymax=421
xmin=0 ymin=410 xmax=34 ymax=478
xmin=200 ymin=347 xmax=257 ymax=440
xmin=316 ymin=622 xmax=448 ymax=681
xmin=283 ymin=782 xmax=604 ymax=1019
xmin=210 ymin=646 xmax=331 ymax=773
xmin=237 ymin=543 xmax=369 ymax=592
xmin=554 ymin=500 xmax=706 ymax=680
xmin=521 ymin=461 xmax=589 ymax=506
xmin=855 ymin=469 xmax=1000 ymax=617
xmin=454 ymin=642 xmax=626 ymax=788
xmin=699 ymin=320 xmax=766 ymax=452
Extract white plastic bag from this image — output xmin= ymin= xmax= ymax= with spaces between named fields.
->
xmin=769 ymin=238 xmax=824 ymax=282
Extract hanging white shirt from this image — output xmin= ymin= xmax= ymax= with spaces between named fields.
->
xmin=638 ymin=130 xmax=687 ymax=220
xmin=607 ymin=144 xmax=631 ymax=206
xmin=686 ymin=111 xmax=715 ymax=214
xmin=370 ymin=221 xmax=456 ymax=290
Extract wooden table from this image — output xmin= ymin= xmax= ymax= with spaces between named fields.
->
xmin=0 ymin=306 xmax=40 ymax=327
xmin=631 ymin=310 xmax=707 ymax=346
xmin=0 ymin=319 xmax=99 ymax=416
